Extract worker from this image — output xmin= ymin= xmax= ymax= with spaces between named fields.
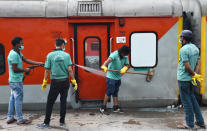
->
xmin=177 ymin=30 xmax=205 ymax=129
xmin=7 ymin=37 xmax=43 ymax=125
xmin=100 ymin=45 xmax=130 ymax=113
xmin=37 ymin=38 xmax=77 ymax=128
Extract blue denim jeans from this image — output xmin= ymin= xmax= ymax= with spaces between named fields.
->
xmin=106 ymin=78 xmax=121 ymax=97
xmin=7 ymin=82 xmax=23 ymax=121
xmin=178 ymin=81 xmax=204 ymax=127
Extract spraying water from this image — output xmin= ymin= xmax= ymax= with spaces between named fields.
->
xmin=74 ymin=64 xmax=106 ymax=77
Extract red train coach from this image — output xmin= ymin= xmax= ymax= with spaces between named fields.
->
xmin=0 ymin=0 xmax=186 ymax=109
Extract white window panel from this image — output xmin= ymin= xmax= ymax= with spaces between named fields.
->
xmin=130 ymin=32 xmax=157 ymax=67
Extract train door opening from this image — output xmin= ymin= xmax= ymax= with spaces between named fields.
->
xmin=0 ymin=43 xmax=5 ymax=75
xmin=74 ymin=24 xmax=110 ymax=100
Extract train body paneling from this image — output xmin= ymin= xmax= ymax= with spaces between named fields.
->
xmin=0 ymin=18 xmax=72 ymax=109
xmin=1 ymin=0 xmax=207 ymax=109
xmin=0 ymin=0 xmax=182 ymax=18
xmin=0 ymin=17 xmax=180 ymax=108
xmin=0 ymin=18 xmax=70 ymax=85
xmin=119 ymin=18 xmax=180 ymax=107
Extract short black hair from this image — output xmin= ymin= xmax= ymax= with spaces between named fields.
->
xmin=56 ymin=38 xmax=65 ymax=46
xmin=118 ymin=45 xmax=130 ymax=55
xmin=11 ymin=37 xmax=22 ymax=46
xmin=183 ymin=37 xmax=192 ymax=43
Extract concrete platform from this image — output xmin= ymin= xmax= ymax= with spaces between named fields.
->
xmin=0 ymin=107 xmax=207 ymax=131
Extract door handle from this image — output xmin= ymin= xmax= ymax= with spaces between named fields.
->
xmin=70 ymin=38 xmax=75 ymax=64
xmin=110 ymin=37 xmax=113 ymax=53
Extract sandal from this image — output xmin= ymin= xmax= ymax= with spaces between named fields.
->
xmin=146 ymin=68 xmax=155 ymax=82
xmin=17 ymin=119 xmax=32 ymax=125
xmin=177 ymin=123 xmax=192 ymax=129
xmin=195 ymin=122 xmax=206 ymax=128
xmin=7 ymin=118 xmax=17 ymax=124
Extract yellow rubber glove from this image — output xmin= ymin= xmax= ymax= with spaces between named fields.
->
xmin=41 ymin=79 xmax=47 ymax=91
xmin=192 ymin=73 xmax=203 ymax=86
xmin=120 ymin=66 xmax=128 ymax=74
xmin=71 ymin=79 xmax=78 ymax=91
xmin=101 ymin=65 xmax=108 ymax=72
xmin=192 ymin=77 xmax=197 ymax=86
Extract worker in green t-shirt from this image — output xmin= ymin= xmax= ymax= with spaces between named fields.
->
xmin=37 ymin=38 xmax=77 ymax=128
xmin=100 ymin=45 xmax=130 ymax=113
xmin=177 ymin=30 xmax=205 ymax=129
xmin=7 ymin=37 xmax=43 ymax=125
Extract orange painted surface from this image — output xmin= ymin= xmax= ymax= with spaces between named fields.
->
xmin=77 ymin=25 xmax=108 ymax=99
xmin=0 ymin=18 xmax=70 ymax=85
xmin=68 ymin=17 xmax=115 ymax=23
xmin=0 ymin=17 xmax=178 ymax=99
xmin=111 ymin=17 xmax=178 ymax=51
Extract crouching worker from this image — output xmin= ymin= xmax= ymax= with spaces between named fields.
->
xmin=100 ymin=45 xmax=130 ymax=113
xmin=37 ymin=38 xmax=77 ymax=128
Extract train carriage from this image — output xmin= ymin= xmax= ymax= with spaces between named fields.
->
xmin=0 ymin=0 xmax=205 ymax=109
xmin=200 ymin=0 xmax=207 ymax=103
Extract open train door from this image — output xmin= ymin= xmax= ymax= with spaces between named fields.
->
xmin=72 ymin=24 xmax=110 ymax=108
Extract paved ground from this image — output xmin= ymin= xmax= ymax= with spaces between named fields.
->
xmin=0 ymin=107 xmax=207 ymax=131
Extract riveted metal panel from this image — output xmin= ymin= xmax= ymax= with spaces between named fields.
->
xmin=68 ymin=0 xmax=78 ymax=16
xmin=0 ymin=0 xmax=183 ymax=18
xmin=46 ymin=0 xmax=68 ymax=17
xmin=68 ymin=0 xmax=182 ymax=17
xmin=199 ymin=0 xmax=207 ymax=16
xmin=0 ymin=1 xmax=46 ymax=17
xmin=110 ymin=0 xmax=182 ymax=17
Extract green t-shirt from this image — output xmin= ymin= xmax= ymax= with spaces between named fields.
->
xmin=45 ymin=49 xmax=72 ymax=79
xmin=8 ymin=49 xmax=23 ymax=82
xmin=177 ymin=43 xmax=200 ymax=81
xmin=107 ymin=51 xmax=129 ymax=80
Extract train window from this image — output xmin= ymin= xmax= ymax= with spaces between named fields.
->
xmin=84 ymin=37 xmax=101 ymax=69
xmin=91 ymin=42 xmax=99 ymax=51
xmin=130 ymin=31 xmax=158 ymax=68
xmin=0 ymin=43 xmax=5 ymax=75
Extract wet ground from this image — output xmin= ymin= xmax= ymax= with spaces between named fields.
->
xmin=0 ymin=107 xmax=207 ymax=131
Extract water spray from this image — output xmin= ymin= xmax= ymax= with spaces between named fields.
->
xmin=73 ymin=64 xmax=151 ymax=76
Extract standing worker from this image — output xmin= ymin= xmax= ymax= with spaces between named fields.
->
xmin=37 ymin=38 xmax=77 ymax=128
xmin=100 ymin=45 xmax=130 ymax=113
xmin=177 ymin=30 xmax=205 ymax=129
xmin=7 ymin=37 xmax=44 ymax=125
